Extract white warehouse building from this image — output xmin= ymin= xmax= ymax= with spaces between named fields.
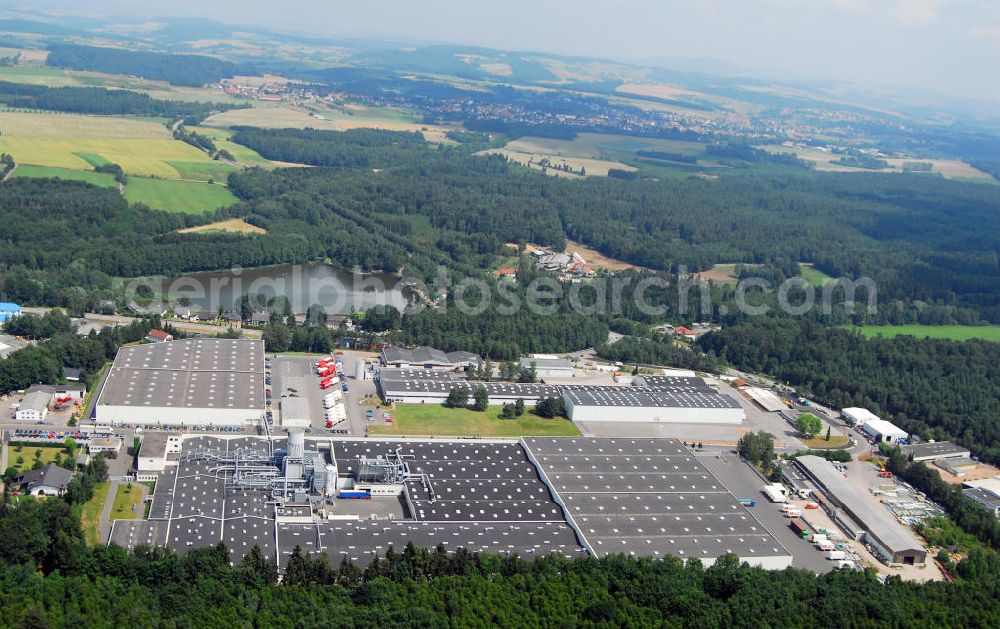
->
xmin=862 ymin=418 xmax=908 ymax=444
xmin=841 ymin=407 xmax=881 ymax=426
xmin=95 ymin=338 xmax=265 ymax=427
xmin=563 ymin=388 xmax=745 ymax=424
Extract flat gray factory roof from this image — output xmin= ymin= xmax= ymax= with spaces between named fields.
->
xmin=19 ymin=390 xmax=52 ymax=413
xmin=119 ymin=435 xmax=788 ymax=567
xmin=376 ymin=368 xmax=463 ymax=381
xmin=964 ymin=487 xmax=1000 ymax=510
xmin=795 ymin=455 xmax=924 ymax=554
xmin=523 ymin=437 xmax=790 ymax=562
xmin=632 ymin=375 xmax=713 ymax=391
xmin=520 ymin=356 xmax=573 ymax=370
xmin=97 ymin=338 xmax=264 ymax=410
xmin=378 ymin=375 xmax=740 ymax=408
xmin=564 ymin=388 xmax=742 ymax=409
xmin=382 ymin=346 xmax=480 ymax=367
xmin=114 ymin=435 xmax=586 ymax=567
xmin=280 ymin=521 xmax=584 ymax=568
xmin=899 ymin=441 xmax=970 ymax=460
xmin=331 ymin=439 xmax=561 ymax=522
xmin=279 ymin=396 xmax=310 ymax=421
xmin=139 ymin=432 xmax=170 ymax=458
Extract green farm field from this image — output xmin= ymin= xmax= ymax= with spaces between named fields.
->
xmin=124 ymin=177 xmax=239 ymax=214
xmin=852 ymin=325 xmax=1000 ymax=342
xmin=188 ymin=126 xmax=272 ymax=165
xmin=13 ymin=165 xmax=117 ymax=187
xmin=0 ymin=111 xmax=228 ymax=178
xmin=799 ymin=263 xmax=835 ymax=286
xmin=368 ymin=403 xmax=580 ymax=437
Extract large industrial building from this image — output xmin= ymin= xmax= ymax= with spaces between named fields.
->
xmin=899 ymin=441 xmax=971 ymax=462
xmin=380 ymin=346 xmax=481 ymax=370
xmin=375 ymin=369 xmax=745 ymax=424
xmin=861 ymin=418 xmax=908 ymax=444
xmin=523 ymin=437 xmax=791 ymax=568
xmin=95 ymin=338 xmax=265 ymax=427
xmin=794 ymin=455 xmax=926 ymax=566
xmin=841 ymin=407 xmax=880 ymax=426
xmin=562 ymin=388 xmax=744 ymax=424
xmin=110 ymin=434 xmax=789 ymax=570
xmin=520 ymin=355 xmax=574 ymax=380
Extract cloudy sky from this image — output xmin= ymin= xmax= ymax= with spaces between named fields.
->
xmin=28 ymin=0 xmax=1000 ymax=102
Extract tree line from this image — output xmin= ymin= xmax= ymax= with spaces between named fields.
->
xmin=2 ymin=496 xmax=1000 ymax=626
xmin=0 ymin=311 xmax=159 ymax=395
xmin=698 ymin=318 xmax=1000 ymax=465
xmin=0 ymin=80 xmax=238 ymax=119
xmin=46 ymin=44 xmax=243 ymax=87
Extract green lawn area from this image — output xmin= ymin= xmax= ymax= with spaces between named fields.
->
xmin=73 ymin=152 xmax=111 ymax=168
xmin=5 ymin=444 xmax=70 ymax=473
xmin=369 ymin=403 xmax=580 ymax=437
xmin=110 ymin=483 xmax=144 ymax=520
xmin=79 ymin=481 xmax=111 ymax=546
xmin=165 ymin=160 xmax=237 ymax=182
xmin=124 ymin=177 xmax=239 ymax=213
xmin=852 ymin=325 xmax=1000 ymax=342
xmin=798 ymin=435 xmax=850 ymax=449
xmin=14 ymin=164 xmax=117 ymax=188
xmin=799 ymin=264 xmax=834 ymax=286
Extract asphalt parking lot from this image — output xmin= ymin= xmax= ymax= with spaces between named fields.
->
xmin=698 ymin=453 xmax=835 ymax=573
xmin=269 ymin=352 xmax=380 ymax=437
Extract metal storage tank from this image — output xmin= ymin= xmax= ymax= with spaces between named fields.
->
xmin=355 ymin=360 xmax=366 ymax=381
xmin=325 ymin=464 xmax=338 ymax=498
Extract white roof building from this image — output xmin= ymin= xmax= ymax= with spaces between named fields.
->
xmin=841 ymin=407 xmax=880 ymax=426
xmin=861 ymin=418 xmax=908 ymax=444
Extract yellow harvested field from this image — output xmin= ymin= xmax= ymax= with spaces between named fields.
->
xmin=884 ymin=158 xmax=994 ymax=181
xmin=178 ymin=218 xmax=266 ymax=235
xmin=616 ymin=82 xmax=704 ymax=100
xmin=564 ymin=239 xmax=650 ymax=271
xmin=0 ymin=112 xmax=229 ymax=178
xmin=479 ymin=148 xmax=635 ymax=178
xmin=202 ymin=105 xmax=456 ymax=143
xmin=0 ymin=111 xmax=168 ymax=138
xmin=16 ymin=49 xmax=48 ymax=63
xmin=480 ymin=62 xmax=513 ymax=77
xmin=508 ymin=133 xmax=705 ymax=159
xmin=758 ymin=145 xmax=995 ymax=182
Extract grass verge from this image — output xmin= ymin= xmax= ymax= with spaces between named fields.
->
xmin=79 ymin=481 xmax=111 ymax=546
xmin=110 ymin=483 xmax=144 ymax=520
xmin=369 ymin=403 xmax=580 ymax=437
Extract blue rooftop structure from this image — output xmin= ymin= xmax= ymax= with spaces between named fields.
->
xmin=0 ymin=302 xmax=21 ymax=323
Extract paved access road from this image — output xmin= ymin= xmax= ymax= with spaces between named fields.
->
xmin=698 ymin=452 xmax=834 ymax=574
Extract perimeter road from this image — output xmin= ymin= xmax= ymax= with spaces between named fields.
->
xmin=698 ymin=453 xmax=834 ymax=573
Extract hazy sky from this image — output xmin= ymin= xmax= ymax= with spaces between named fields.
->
xmin=29 ymin=0 xmax=1000 ymax=102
